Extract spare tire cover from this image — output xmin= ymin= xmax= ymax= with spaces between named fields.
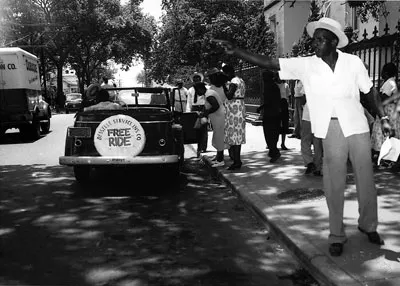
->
xmin=94 ymin=114 xmax=146 ymax=157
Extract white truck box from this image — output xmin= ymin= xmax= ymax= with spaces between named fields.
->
xmin=0 ymin=47 xmax=41 ymax=90
xmin=0 ymin=47 xmax=50 ymax=140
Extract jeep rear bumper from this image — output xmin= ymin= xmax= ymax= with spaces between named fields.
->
xmin=59 ymin=155 xmax=179 ymax=166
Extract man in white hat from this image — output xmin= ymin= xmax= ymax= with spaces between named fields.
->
xmin=218 ymin=17 xmax=392 ymax=256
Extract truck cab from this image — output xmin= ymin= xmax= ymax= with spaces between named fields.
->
xmin=0 ymin=47 xmax=51 ymax=140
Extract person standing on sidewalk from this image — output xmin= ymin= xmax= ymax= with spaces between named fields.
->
xmin=203 ymin=68 xmax=227 ymax=167
xmin=276 ymin=75 xmax=291 ymax=150
xmin=218 ymin=17 xmax=391 ymax=256
xmin=222 ymin=64 xmax=246 ymax=170
xmin=301 ymin=98 xmax=323 ymax=176
xmin=187 ymin=72 xmax=208 ymax=157
xmin=257 ymin=70 xmax=282 ymax=163
xmin=290 ymin=80 xmax=305 ymax=139
xmin=173 ymin=79 xmax=189 ymax=113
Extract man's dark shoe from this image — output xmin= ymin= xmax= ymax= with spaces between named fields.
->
xmin=313 ymin=170 xmax=323 ymax=176
xmin=329 ymin=243 xmax=344 ymax=256
xmin=358 ymin=227 xmax=384 ymax=245
xmin=305 ymin=163 xmax=316 ymax=175
xmin=270 ymin=153 xmax=281 ymax=163
xmin=227 ymin=162 xmax=242 ymax=170
xmin=281 ymin=144 xmax=289 ymax=150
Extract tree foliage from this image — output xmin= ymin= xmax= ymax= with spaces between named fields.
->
xmin=148 ymin=0 xmax=276 ymax=85
xmin=0 ymin=0 xmax=154 ymax=97
xmin=355 ymin=1 xmax=388 ymax=23
xmin=294 ymin=0 xmax=321 ymax=56
xmin=293 ymin=0 xmax=389 ymax=57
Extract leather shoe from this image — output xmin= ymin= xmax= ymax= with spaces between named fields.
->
xmin=329 ymin=243 xmax=343 ymax=256
xmin=281 ymin=144 xmax=289 ymax=150
xmin=313 ymin=170 xmax=323 ymax=176
xmin=269 ymin=153 xmax=281 ymax=163
xmin=227 ymin=162 xmax=242 ymax=170
xmin=304 ymin=163 xmax=316 ymax=175
xmin=358 ymin=227 xmax=384 ymax=245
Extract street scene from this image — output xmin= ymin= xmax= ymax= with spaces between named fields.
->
xmin=0 ymin=114 xmax=318 ymax=286
xmin=1 ymin=0 xmax=400 ymax=285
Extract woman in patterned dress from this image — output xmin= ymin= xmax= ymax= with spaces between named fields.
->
xmin=222 ymin=64 xmax=246 ymax=170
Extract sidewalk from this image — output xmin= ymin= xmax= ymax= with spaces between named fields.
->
xmin=189 ymin=123 xmax=400 ymax=286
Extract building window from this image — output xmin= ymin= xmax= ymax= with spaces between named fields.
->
xmin=351 ymin=7 xmax=358 ymax=31
xmin=269 ymin=15 xmax=277 ymax=37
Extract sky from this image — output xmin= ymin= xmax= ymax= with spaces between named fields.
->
xmin=117 ymin=0 xmax=163 ymax=87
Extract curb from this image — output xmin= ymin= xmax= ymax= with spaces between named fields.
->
xmin=187 ymin=143 xmax=360 ymax=286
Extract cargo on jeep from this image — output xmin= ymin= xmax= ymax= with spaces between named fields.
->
xmin=0 ymin=47 xmax=51 ymax=140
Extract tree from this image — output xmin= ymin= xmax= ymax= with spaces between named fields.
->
xmin=148 ymin=0 xmax=276 ymax=84
xmin=296 ymin=0 xmax=322 ymax=56
xmin=1 ymin=0 xmax=154 ymax=100
xmin=67 ymin=0 xmax=155 ymax=92
xmin=348 ymin=1 xmax=388 ymax=23
xmin=136 ymin=70 xmax=146 ymax=86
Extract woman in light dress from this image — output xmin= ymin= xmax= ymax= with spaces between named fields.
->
xmin=371 ymin=62 xmax=400 ymax=166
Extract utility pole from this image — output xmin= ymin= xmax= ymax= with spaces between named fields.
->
xmin=40 ymin=34 xmax=48 ymax=101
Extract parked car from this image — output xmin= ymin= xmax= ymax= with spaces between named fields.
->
xmin=59 ymin=86 xmax=199 ymax=189
xmin=64 ymin=93 xmax=82 ymax=114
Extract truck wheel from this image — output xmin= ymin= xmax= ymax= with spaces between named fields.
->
xmin=0 ymin=127 xmax=6 ymax=139
xmin=30 ymin=120 xmax=41 ymax=140
xmin=74 ymin=166 xmax=91 ymax=184
xmin=178 ymin=143 xmax=185 ymax=166
xmin=41 ymin=119 xmax=51 ymax=134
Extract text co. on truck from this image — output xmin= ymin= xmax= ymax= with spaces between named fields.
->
xmin=0 ymin=47 xmax=51 ymax=140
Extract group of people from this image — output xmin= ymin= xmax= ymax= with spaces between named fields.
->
xmin=369 ymin=62 xmax=400 ymax=169
xmin=172 ymin=65 xmax=247 ymax=170
xmin=218 ymin=17 xmax=392 ymax=258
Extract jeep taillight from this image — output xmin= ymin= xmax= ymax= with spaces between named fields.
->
xmin=67 ymin=127 xmax=91 ymax=138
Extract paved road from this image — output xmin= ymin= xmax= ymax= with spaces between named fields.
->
xmin=0 ymin=114 xmax=319 ymax=285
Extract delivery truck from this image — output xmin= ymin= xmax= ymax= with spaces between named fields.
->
xmin=0 ymin=47 xmax=51 ymax=140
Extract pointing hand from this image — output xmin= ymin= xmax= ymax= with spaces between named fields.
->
xmin=212 ymin=39 xmax=235 ymax=55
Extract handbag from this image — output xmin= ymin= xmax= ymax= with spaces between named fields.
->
xmin=193 ymin=117 xmax=202 ymax=129
xmin=193 ymin=117 xmax=207 ymax=129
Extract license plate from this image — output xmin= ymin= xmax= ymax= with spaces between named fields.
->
xmin=68 ymin=127 xmax=91 ymax=138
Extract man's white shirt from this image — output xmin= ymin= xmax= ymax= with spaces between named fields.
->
xmin=279 ymin=50 xmax=372 ymax=138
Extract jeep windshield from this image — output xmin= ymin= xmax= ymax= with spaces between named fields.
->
xmin=115 ymin=88 xmax=170 ymax=107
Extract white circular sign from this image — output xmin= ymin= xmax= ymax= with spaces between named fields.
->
xmin=94 ymin=115 xmax=146 ymax=157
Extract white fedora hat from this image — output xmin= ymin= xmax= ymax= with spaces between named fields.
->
xmin=306 ymin=17 xmax=349 ymax=48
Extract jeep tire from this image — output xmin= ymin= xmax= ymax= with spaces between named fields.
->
xmin=74 ymin=166 xmax=91 ymax=184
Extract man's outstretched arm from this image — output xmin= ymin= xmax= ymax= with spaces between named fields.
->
xmin=217 ymin=40 xmax=280 ymax=71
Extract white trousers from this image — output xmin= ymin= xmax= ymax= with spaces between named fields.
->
xmin=323 ymin=119 xmax=378 ymax=243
